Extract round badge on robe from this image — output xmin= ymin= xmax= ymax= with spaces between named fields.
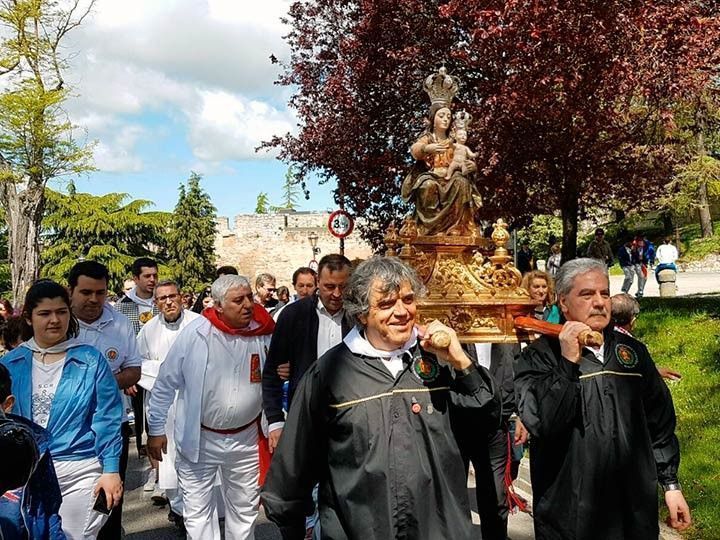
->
xmin=615 ymin=343 xmax=638 ymax=369
xmin=412 ymin=356 xmax=439 ymax=383
xmin=105 ymin=348 xmax=118 ymax=361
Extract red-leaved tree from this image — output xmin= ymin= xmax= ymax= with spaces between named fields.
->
xmin=265 ymin=0 xmax=720 ymax=258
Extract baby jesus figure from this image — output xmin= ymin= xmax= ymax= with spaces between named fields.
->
xmin=445 ymin=128 xmax=477 ymax=180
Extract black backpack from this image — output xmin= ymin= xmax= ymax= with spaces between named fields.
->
xmin=0 ymin=410 xmax=39 ymax=494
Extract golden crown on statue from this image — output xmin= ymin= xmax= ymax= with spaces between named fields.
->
xmin=453 ymin=110 xmax=472 ymax=130
xmin=423 ymin=66 xmax=459 ymax=107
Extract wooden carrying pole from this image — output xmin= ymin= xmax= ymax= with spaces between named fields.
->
xmin=429 ymin=316 xmax=604 ymax=349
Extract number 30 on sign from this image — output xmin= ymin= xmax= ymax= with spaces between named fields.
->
xmin=328 ymin=210 xmax=354 ymax=239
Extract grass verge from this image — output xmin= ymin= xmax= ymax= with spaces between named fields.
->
xmin=636 ymin=296 xmax=720 ymax=539
xmin=680 ymin=233 xmax=720 ymax=262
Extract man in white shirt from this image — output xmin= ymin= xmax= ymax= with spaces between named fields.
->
xmin=147 ymin=275 xmax=275 ymax=540
xmin=68 ymin=260 xmax=142 ymax=540
xmin=137 ymin=280 xmax=201 ymax=516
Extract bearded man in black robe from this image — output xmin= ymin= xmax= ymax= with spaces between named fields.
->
xmin=262 ymin=256 xmax=500 ymax=540
xmin=515 ymin=258 xmax=691 ymax=539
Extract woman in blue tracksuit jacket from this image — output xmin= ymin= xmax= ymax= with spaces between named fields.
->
xmin=1 ymin=280 xmax=123 ymax=540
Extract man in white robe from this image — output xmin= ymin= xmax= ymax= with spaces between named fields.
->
xmin=137 ymin=280 xmax=200 ymax=518
xmin=147 ymin=275 xmax=274 ymax=540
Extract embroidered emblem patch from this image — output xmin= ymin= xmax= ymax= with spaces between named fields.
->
xmin=615 ymin=344 xmax=638 ymax=369
xmin=412 ymin=356 xmax=439 ymax=382
xmin=250 ymin=353 xmax=261 ymax=383
xmin=139 ymin=311 xmax=154 ymax=324
xmin=105 ymin=348 xmax=118 ymax=361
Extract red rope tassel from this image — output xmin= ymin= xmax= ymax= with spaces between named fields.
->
xmin=504 ymin=431 xmax=527 ymax=514
xmin=258 ymin=419 xmax=271 ymax=487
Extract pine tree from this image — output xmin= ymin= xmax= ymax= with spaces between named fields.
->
xmin=167 ymin=172 xmax=217 ymax=291
xmin=280 ymin=168 xmax=301 ymax=210
xmin=255 ymin=192 xmax=270 ymax=214
xmin=41 ymin=186 xmax=170 ymax=291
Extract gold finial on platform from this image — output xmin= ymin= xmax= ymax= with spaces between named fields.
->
xmin=490 ymin=218 xmax=511 ymax=265
xmin=384 ymin=223 xmax=399 ymax=256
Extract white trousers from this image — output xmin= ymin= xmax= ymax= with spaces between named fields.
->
xmin=54 ymin=458 xmax=109 ymax=540
xmin=145 ymin=390 xmax=180 ymax=491
xmin=177 ymin=427 xmax=260 ymax=540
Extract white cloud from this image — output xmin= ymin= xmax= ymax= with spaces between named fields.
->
xmin=188 ymin=90 xmax=295 ymax=161
xmin=91 ymin=125 xmax=146 ymax=173
xmin=67 ymin=59 xmax=196 ymax=115
xmin=61 ymin=0 xmax=296 ymax=170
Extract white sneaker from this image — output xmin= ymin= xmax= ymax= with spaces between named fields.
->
xmin=143 ymin=472 xmax=156 ymax=492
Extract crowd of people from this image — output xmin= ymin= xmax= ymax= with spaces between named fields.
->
xmin=0 ymin=248 xmax=691 ymax=540
xmin=519 ymin=228 xmax=681 ymax=299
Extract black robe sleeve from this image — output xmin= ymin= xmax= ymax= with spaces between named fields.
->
xmin=262 ymin=309 xmax=293 ymax=426
xmin=639 ymin=342 xmax=680 ymax=485
xmin=262 ymin=362 xmax=326 ymax=540
xmin=450 ymin=364 xmax=501 ymax=424
xmin=514 ymin=339 xmax=582 ymax=439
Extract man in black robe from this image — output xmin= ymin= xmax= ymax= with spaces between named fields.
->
xmin=515 ymin=258 xmax=691 ymax=539
xmin=454 ymin=343 xmax=525 ymax=540
xmin=262 ymin=256 xmax=500 ymax=540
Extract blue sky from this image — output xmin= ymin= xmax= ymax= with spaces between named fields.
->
xmin=57 ymin=0 xmax=337 ymax=220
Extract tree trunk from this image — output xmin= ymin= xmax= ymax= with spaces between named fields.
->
xmin=695 ymin=102 xmax=714 ymax=238
xmin=697 ymin=179 xmax=714 ymax=238
xmin=1 ymin=181 xmax=45 ymax=305
xmin=560 ymin=184 xmax=579 ymax=265
xmin=661 ymin=211 xmax=674 ymax=235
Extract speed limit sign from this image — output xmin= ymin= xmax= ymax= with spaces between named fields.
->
xmin=328 ymin=209 xmax=354 ymax=239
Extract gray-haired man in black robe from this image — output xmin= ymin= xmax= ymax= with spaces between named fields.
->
xmin=515 ymin=258 xmax=691 ymax=539
xmin=262 ymin=256 xmax=500 ymax=540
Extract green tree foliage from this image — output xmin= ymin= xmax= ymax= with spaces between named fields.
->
xmin=671 ymin=155 xmax=720 ymax=210
xmin=167 ymin=172 xmax=217 ymax=291
xmin=517 ymin=215 xmax=563 ymax=260
xmin=280 ymin=168 xmax=301 ymax=210
xmin=0 ymin=0 xmax=96 ymax=303
xmin=41 ymin=186 xmax=170 ymax=291
xmin=255 ymin=192 xmax=270 ymax=214
xmin=662 ymin=92 xmax=720 ymax=237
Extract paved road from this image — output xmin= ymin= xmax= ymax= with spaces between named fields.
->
xmin=122 ymin=445 xmax=281 ymax=539
xmin=609 ymin=270 xmax=719 ymax=297
xmin=122 ymin=446 xmax=536 ymax=539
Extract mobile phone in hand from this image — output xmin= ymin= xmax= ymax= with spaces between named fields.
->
xmin=92 ymin=489 xmax=111 ymax=515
